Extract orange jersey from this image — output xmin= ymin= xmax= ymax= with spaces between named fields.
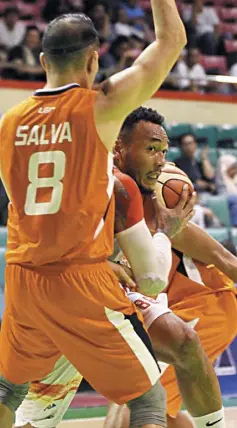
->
xmin=142 ymin=193 xmax=236 ymax=296
xmin=0 ymin=84 xmax=114 ymax=267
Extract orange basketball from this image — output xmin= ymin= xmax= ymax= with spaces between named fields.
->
xmin=155 ymin=163 xmax=194 ymax=209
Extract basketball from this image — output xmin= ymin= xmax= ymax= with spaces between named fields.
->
xmin=155 ymin=163 xmax=194 ymax=209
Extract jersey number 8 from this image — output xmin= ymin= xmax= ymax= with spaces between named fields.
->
xmin=24 ymin=151 xmax=66 ymax=216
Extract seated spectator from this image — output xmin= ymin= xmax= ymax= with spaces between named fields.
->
xmin=175 ymin=133 xmax=216 ymax=193
xmin=99 ymin=35 xmax=139 ymax=79
xmin=3 ymin=26 xmax=45 ymax=81
xmin=182 ymin=0 xmax=220 ymax=55
xmin=114 ymin=7 xmax=144 ymax=38
xmin=216 ymin=154 xmax=237 ymax=227
xmin=89 ymin=1 xmax=112 ymax=43
xmin=192 ymin=196 xmax=221 ymax=229
xmin=120 ymin=0 xmax=145 ymax=22
xmin=216 ymin=155 xmax=237 ymax=194
xmin=0 ymin=7 xmax=25 ymax=51
xmin=174 ymin=48 xmax=207 ymax=91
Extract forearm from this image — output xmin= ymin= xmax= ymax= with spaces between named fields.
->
xmin=116 ymin=220 xmax=172 ymax=297
xmin=151 ymin=0 xmax=185 ymax=39
xmin=201 ymin=159 xmax=215 ymax=180
xmin=172 ymin=222 xmax=237 ymax=282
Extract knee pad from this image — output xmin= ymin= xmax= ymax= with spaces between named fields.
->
xmin=128 ymin=380 xmax=167 ymax=428
xmin=0 ymin=375 xmax=30 ymax=412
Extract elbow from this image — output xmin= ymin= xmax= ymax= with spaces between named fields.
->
xmin=138 ymin=276 xmax=168 ymax=298
xmin=156 ymin=20 xmax=187 ymax=50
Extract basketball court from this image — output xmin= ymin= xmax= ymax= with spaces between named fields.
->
xmin=58 ymin=407 xmax=237 ymax=428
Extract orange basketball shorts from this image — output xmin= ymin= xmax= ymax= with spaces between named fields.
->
xmin=160 ymin=290 xmax=237 ymax=416
xmin=0 ymin=262 xmax=159 ymax=405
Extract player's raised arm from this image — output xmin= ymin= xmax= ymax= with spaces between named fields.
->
xmin=95 ymin=0 xmax=186 ymax=151
xmin=172 ymin=221 xmax=237 ymax=283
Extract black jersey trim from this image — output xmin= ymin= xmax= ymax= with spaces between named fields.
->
xmin=34 ymin=83 xmax=80 ymax=97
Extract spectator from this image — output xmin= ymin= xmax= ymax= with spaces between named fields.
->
xmin=120 ymin=0 xmax=145 ymax=21
xmin=99 ymin=35 xmax=138 ymax=78
xmin=216 ymin=154 xmax=237 ymax=227
xmin=192 ymin=196 xmax=221 ymax=229
xmin=4 ymin=26 xmax=45 ymax=81
xmin=174 ymin=48 xmax=207 ymax=91
xmin=216 ymin=155 xmax=237 ymax=194
xmin=175 ymin=133 xmax=216 ymax=193
xmin=89 ymin=1 xmax=112 ymax=43
xmin=0 ymin=7 xmax=25 ymax=51
xmin=113 ymin=7 xmax=144 ymax=38
xmin=183 ymin=0 xmax=220 ymax=55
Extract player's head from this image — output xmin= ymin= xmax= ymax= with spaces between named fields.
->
xmin=178 ymin=133 xmax=197 ymax=159
xmin=115 ymin=107 xmax=168 ymax=193
xmin=41 ymin=13 xmax=100 ymax=88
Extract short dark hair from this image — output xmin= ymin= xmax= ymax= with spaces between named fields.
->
xmin=42 ymin=13 xmax=99 ymax=69
xmin=178 ymin=133 xmax=196 ymax=147
xmin=4 ymin=6 xmax=20 ymax=17
xmin=120 ymin=107 xmax=165 ymax=143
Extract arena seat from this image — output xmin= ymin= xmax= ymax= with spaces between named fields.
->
xmin=200 ymin=55 xmax=227 ymax=75
xmin=0 ymin=227 xmax=7 ymax=247
xmin=206 ymin=195 xmax=232 ymax=227
xmin=191 ymin=124 xmax=217 ymax=148
xmin=166 ymin=147 xmax=180 ymax=162
xmin=216 ymin=125 xmax=237 ymax=148
xmin=219 ymin=7 xmax=237 ymax=21
xmin=0 ymin=247 xmax=5 ymax=289
xmin=224 ymin=39 xmax=237 ymax=53
xmin=206 ymin=227 xmax=229 ymax=242
xmin=164 ymin=123 xmax=192 ymax=146
xmin=230 ymin=228 xmax=237 ymax=247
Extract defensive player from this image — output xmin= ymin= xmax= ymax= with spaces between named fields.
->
xmin=15 ymin=108 xmax=237 ymax=428
xmin=0 ymin=2 xmax=187 ymax=427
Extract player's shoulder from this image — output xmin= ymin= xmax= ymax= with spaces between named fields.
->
xmin=1 ymin=97 xmax=34 ymax=124
xmin=114 ymin=167 xmax=140 ymax=198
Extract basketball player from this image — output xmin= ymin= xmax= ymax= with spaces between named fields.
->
xmin=14 ymin=108 xmax=237 ymax=428
xmin=0 ymin=2 xmax=187 ymax=427
xmin=104 ymin=107 xmax=237 ymax=428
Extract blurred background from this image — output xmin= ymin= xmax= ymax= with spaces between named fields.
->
xmin=0 ymin=0 xmax=237 ymax=425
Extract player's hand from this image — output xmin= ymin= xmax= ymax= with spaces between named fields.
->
xmin=107 ymin=260 xmax=136 ymax=289
xmin=153 ymin=184 xmax=196 ymax=238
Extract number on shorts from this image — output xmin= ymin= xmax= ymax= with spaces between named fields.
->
xmin=24 ymin=151 xmax=66 ymax=215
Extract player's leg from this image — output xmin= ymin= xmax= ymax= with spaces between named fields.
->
xmin=15 ymin=355 xmax=82 ymax=428
xmin=7 ymin=263 xmax=166 ymax=428
xmin=149 ymin=313 xmax=223 ymax=417
xmin=104 ymin=406 xmax=194 ymax=428
xmin=128 ymin=291 xmax=227 ymax=428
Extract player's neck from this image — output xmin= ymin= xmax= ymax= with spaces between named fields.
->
xmin=45 ymin=70 xmax=89 ymax=90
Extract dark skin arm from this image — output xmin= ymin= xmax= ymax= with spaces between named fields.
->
xmin=172 ymin=221 xmax=237 ymax=283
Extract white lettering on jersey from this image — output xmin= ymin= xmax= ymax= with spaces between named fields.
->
xmin=38 ymin=107 xmax=56 ymax=114
xmin=14 ymin=122 xmax=72 ymax=146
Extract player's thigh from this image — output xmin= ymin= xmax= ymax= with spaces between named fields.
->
xmin=174 ymin=292 xmax=237 ymax=363
xmin=0 ymin=265 xmax=61 ymax=384
xmin=33 ymin=264 xmax=160 ymax=405
xmin=15 ymin=356 xmax=82 ymax=428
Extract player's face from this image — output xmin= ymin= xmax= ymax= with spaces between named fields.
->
xmin=122 ymin=121 xmax=169 ymax=192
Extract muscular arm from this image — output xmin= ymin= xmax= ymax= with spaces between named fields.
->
xmin=114 ymin=171 xmax=172 ymax=296
xmin=95 ymin=0 xmax=186 ymax=151
xmin=172 ymin=222 xmax=237 ymax=283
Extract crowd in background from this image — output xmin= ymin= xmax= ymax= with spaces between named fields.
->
xmin=1 ymin=0 xmax=237 ymax=92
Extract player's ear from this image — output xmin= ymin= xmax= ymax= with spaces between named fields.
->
xmin=114 ymin=138 xmax=125 ymax=166
xmin=40 ymin=53 xmax=47 ymax=72
xmin=87 ymin=50 xmax=99 ymax=74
